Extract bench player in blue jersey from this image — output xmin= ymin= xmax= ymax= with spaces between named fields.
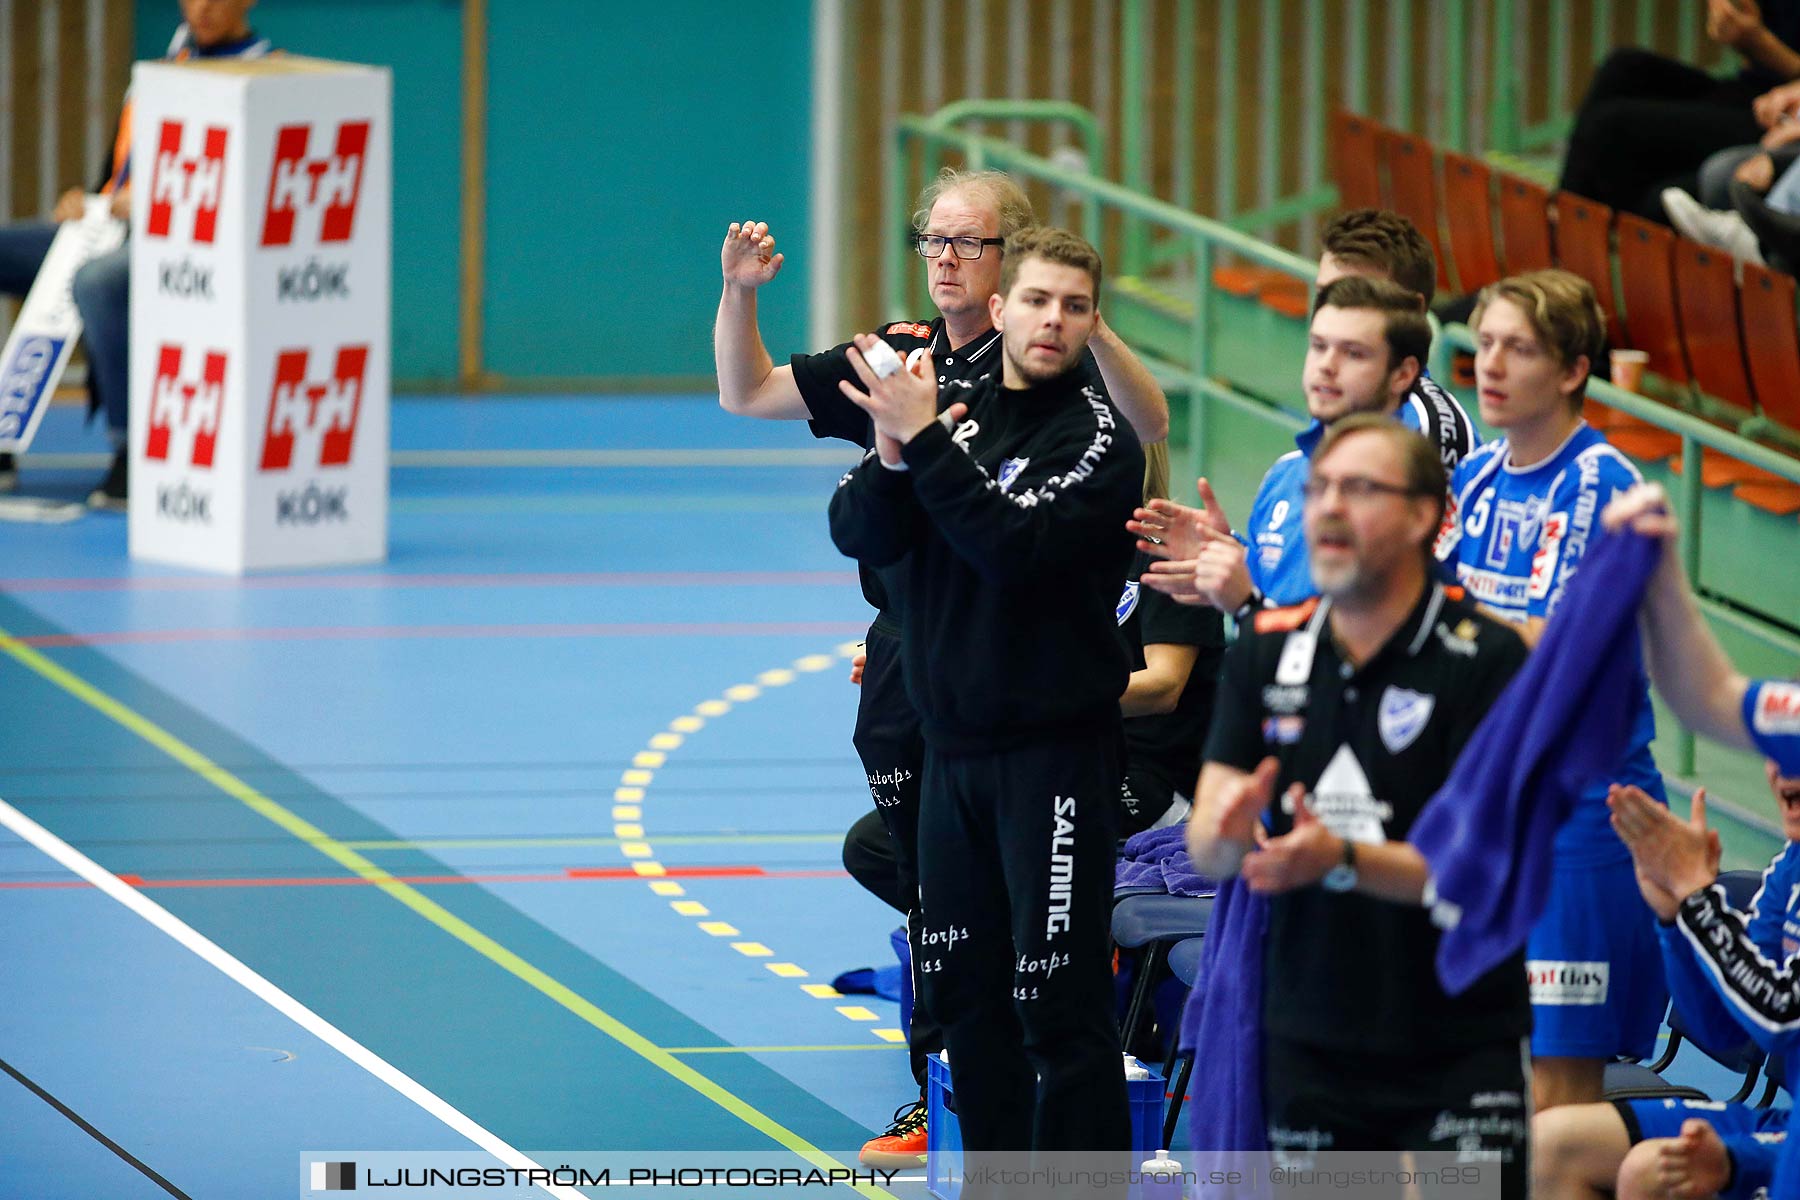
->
xmin=1132 ymin=273 xmax=1478 ymax=615
xmin=1601 ymin=480 xmax=1800 ymax=1198
xmin=1532 ymin=758 xmax=1794 ymax=1199
xmin=1439 ymin=269 xmax=1670 ymax=1111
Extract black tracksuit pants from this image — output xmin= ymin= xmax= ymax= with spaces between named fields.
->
xmin=915 ymin=730 xmax=1129 ymax=1155
xmin=848 ymin=624 xmax=941 ymax=1091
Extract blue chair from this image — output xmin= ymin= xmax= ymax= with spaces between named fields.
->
xmin=1113 ymin=893 xmax=1214 ymax=1056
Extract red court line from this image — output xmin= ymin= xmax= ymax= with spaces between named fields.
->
xmin=0 ymin=866 xmax=850 ymax=891
xmin=17 ymin=621 xmax=869 ymax=648
xmin=0 ymin=570 xmax=859 ymax=594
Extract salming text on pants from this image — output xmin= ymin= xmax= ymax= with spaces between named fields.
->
xmin=916 ymin=729 xmax=1128 ymax=1155
xmin=849 ymin=623 xmax=940 ymax=1090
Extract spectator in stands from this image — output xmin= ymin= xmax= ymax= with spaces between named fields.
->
xmin=716 ymin=168 xmax=1167 ymax=1169
xmin=1531 ymin=762 xmax=1792 ymax=1200
xmin=0 ymin=0 xmax=271 ymax=507
xmin=1439 ymin=270 xmax=1670 ymax=1112
xmin=1664 ymin=142 xmax=1800 ymax=269
xmin=1130 ymin=273 xmax=1474 ymax=617
xmin=1560 ymin=0 xmax=1800 ymax=222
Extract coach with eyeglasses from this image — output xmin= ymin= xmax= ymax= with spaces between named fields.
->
xmin=1189 ymin=415 xmax=1533 ymax=1198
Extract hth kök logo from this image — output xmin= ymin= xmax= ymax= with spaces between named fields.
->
xmin=260 ymin=122 xmax=370 ymax=247
xmin=259 ymin=346 xmax=369 ymax=471
xmin=146 ymin=345 xmax=227 ymax=467
xmin=146 ymin=121 xmax=229 ymax=244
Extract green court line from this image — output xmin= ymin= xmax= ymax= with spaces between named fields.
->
xmin=0 ymin=628 xmax=891 ymax=1198
xmin=342 ymin=833 xmax=846 ymax=851
xmin=663 ymin=1045 xmax=909 ymax=1055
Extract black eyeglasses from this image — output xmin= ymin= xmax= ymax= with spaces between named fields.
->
xmin=914 ymin=233 xmax=1004 ymax=260
xmin=1301 ymin=475 xmax=1427 ymax=503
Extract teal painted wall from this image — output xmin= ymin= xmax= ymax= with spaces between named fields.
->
xmin=137 ymin=1 xmax=464 ymax=385
xmin=480 ymin=2 xmax=811 ymax=379
xmin=137 ymin=1 xmax=813 ymax=385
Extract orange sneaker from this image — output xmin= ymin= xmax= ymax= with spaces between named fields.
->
xmin=858 ymin=1097 xmax=928 ymax=1168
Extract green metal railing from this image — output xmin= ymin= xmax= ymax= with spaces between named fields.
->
xmin=893 ymin=110 xmax=1800 ymax=782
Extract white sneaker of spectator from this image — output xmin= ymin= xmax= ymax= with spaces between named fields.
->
xmin=1662 ymin=187 xmax=1766 ymax=266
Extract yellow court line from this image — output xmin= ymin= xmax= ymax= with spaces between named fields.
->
xmin=663 ymin=1044 xmax=909 ymax=1055
xmin=0 ymin=630 xmax=888 ymax=1197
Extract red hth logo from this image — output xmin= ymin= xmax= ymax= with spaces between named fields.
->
xmin=146 ymin=345 xmax=227 ymax=467
xmin=146 ymin=121 xmax=229 ymax=244
xmin=260 ymin=346 xmax=369 ymax=471
xmin=260 ymin=122 xmax=370 ymax=247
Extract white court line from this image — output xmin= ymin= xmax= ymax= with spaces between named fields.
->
xmin=0 ymin=795 xmax=585 ymax=1200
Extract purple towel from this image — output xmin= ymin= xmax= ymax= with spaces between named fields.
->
xmin=1411 ymin=526 xmax=1658 ymax=995
xmin=1115 ymin=856 xmax=1165 ymax=891
xmin=1121 ymin=822 xmax=1187 ymax=862
xmin=1181 ymin=875 xmax=1270 ymax=1183
xmin=1160 ymin=850 xmax=1218 ymax=899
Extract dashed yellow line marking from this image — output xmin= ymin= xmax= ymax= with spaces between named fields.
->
xmin=632 ymin=641 xmax=901 ymax=1045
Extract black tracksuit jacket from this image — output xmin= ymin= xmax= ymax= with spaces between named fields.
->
xmin=827 ymin=365 xmax=1144 ymax=754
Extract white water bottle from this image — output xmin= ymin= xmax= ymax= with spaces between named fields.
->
xmin=1139 ymin=1148 xmax=1184 ymax=1200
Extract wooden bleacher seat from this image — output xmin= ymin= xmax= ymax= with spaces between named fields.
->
xmin=1377 ymin=129 xmax=1451 ymax=295
xmin=1497 ymin=175 xmax=1554 ymax=275
xmin=1331 ymin=110 xmax=1384 ymax=212
xmin=1442 ymin=151 xmax=1502 ymax=294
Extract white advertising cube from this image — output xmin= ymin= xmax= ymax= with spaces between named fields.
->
xmin=128 ymin=56 xmax=391 ymax=573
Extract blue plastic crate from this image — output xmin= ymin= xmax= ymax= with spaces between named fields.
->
xmin=925 ymin=1054 xmax=1168 ymax=1200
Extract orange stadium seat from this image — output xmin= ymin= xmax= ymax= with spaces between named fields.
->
xmin=1331 ymin=110 xmax=1384 ymax=212
xmin=1377 ymin=129 xmax=1451 ymax=294
xmin=1728 ymin=263 xmax=1800 ymax=514
xmin=1671 ymin=241 xmax=1776 ymax=490
xmin=1441 ymin=152 xmax=1502 ymax=293
xmin=1615 ymin=214 xmax=1691 ymax=384
xmin=1497 ymin=175 xmax=1555 ymax=275
xmin=1551 ymin=193 xmax=1622 ymax=348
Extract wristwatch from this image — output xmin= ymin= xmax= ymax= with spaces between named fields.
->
xmin=1232 ymin=587 xmax=1266 ymax=623
xmin=1321 ymin=836 xmax=1358 ymax=892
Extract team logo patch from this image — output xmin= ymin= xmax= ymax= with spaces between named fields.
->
xmin=1115 ymin=580 xmax=1140 ymax=625
xmin=885 ymin=322 xmax=932 ymax=339
xmin=997 ymin=456 xmax=1030 ymax=492
xmin=1378 ymin=686 xmax=1434 ymax=753
xmin=1527 ymin=960 xmax=1610 ymax=1006
xmin=1753 ymin=681 xmax=1800 ymax=735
